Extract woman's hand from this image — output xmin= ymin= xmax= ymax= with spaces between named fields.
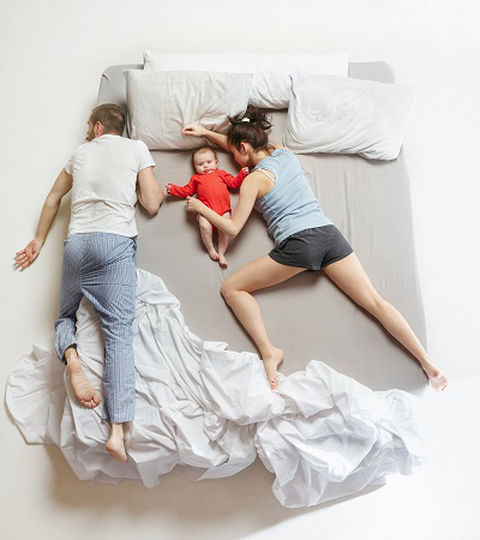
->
xmin=186 ymin=196 xmax=205 ymax=214
xmin=182 ymin=124 xmax=208 ymax=138
xmin=15 ymin=237 xmax=44 ymax=269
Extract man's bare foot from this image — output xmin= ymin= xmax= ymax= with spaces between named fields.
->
xmin=262 ymin=347 xmax=284 ymax=390
xmin=106 ymin=424 xmax=128 ymax=462
xmin=67 ymin=355 xmax=100 ymax=408
xmin=218 ymin=255 xmax=228 ymax=268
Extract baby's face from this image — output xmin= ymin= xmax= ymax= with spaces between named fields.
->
xmin=194 ymin=151 xmax=218 ymax=175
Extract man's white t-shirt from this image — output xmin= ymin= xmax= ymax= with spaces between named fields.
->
xmin=65 ymin=134 xmax=156 ymax=237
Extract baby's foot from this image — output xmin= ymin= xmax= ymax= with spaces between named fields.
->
xmin=218 ymin=255 xmax=228 ymax=268
xmin=106 ymin=434 xmax=128 ymax=462
xmin=262 ymin=347 xmax=284 ymax=390
xmin=67 ymin=357 xmax=100 ymax=408
xmin=207 ymin=248 xmax=219 ymax=261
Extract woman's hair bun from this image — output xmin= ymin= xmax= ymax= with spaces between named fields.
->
xmin=229 ymin=105 xmax=272 ymax=131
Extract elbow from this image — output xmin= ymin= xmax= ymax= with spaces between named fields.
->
xmin=45 ymin=193 xmax=62 ymax=208
xmin=144 ymin=189 xmax=164 ymax=216
xmin=228 ymin=225 xmax=239 ymax=238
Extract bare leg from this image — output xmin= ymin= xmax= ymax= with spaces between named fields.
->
xmin=217 ymin=211 xmax=231 ymax=268
xmin=197 ymin=215 xmax=219 ymax=261
xmin=65 ymin=346 xmax=101 ymax=408
xmin=106 ymin=423 xmax=128 ymax=462
xmin=322 ymin=253 xmax=448 ymax=391
xmin=221 ymin=255 xmax=305 ymax=389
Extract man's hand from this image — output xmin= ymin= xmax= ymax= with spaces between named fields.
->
xmin=182 ymin=124 xmax=207 ymax=138
xmin=186 ymin=196 xmax=205 ymax=214
xmin=15 ymin=237 xmax=44 ymax=269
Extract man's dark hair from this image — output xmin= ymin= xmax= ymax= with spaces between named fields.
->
xmin=90 ymin=103 xmax=125 ymax=134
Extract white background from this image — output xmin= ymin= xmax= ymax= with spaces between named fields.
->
xmin=1 ymin=1 xmax=479 ymax=539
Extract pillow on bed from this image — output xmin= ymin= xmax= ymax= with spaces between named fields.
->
xmin=125 ymin=70 xmax=252 ymax=150
xmin=143 ymin=50 xmax=349 ymax=109
xmin=283 ymin=72 xmax=415 ymax=160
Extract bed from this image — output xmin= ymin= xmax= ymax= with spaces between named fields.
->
xmin=6 ymin=61 xmax=428 ymax=507
xmin=98 ymin=61 xmax=427 ymax=392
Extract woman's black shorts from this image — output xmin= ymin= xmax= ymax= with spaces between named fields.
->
xmin=268 ymin=225 xmax=353 ymax=271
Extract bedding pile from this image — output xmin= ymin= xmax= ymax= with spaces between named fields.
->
xmin=7 ymin=269 xmax=425 ymax=508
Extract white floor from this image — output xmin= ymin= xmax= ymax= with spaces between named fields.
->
xmin=1 ymin=1 xmax=479 ymax=539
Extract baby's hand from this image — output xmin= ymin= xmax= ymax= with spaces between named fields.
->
xmin=242 ymin=167 xmax=249 ymax=175
xmin=166 ymin=183 xmax=171 ymax=194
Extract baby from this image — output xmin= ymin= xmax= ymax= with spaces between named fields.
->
xmin=166 ymin=147 xmax=248 ymax=268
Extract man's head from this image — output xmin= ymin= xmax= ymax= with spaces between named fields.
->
xmin=192 ymin=147 xmax=218 ymax=175
xmin=86 ymin=103 xmax=126 ymax=141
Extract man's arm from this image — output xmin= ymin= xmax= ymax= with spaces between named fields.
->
xmin=137 ymin=166 xmax=164 ymax=215
xmin=15 ymin=168 xmax=73 ymax=269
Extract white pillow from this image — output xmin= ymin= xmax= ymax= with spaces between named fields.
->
xmin=143 ymin=50 xmax=349 ymax=109
xmin=283 ymin=72 xmax=415 ymax=160
xmin=125 ymin=70 xmax=252 ymax=150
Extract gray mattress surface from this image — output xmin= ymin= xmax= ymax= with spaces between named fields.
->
xmin=97 ymin=62 xmax=427 ymax=393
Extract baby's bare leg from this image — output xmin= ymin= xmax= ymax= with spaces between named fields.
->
xmin=197 ymin=215 xmax=218 ymax=261
xmin=217 ymin=211 xmax=231 ymax=268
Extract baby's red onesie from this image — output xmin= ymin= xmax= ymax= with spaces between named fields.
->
xmin=168 ymin=168 xmax=248 ymax=215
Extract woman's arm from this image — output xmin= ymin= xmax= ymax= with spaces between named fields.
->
xmin=15 ymin=168 xmax=73 ymax=269
xmin=186 ymin=172 xmax=262 ymax=237
xmin=182 ymin=124 xmax=230 ymax=152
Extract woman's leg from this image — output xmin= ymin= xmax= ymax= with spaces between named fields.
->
xmin=197 ymin=215 xmax=218 ymax=261
xmin=322 ymin=252 xmax=448 ymax=391
xmin=221 ymin=255 xmax=305 ymax=389
xmin=217 ymin=212 xmax=231 ymax=268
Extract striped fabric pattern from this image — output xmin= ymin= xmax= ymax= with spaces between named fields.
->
xmin=55 ymin=232 xmax=137 ymax=423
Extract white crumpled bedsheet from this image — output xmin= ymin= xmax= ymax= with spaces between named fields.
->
xmin=6 ymin=269 xmax=425 ymax=508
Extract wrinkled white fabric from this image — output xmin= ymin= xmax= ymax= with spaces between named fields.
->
xmin=6 ymin=269 xmax=425 ymax=507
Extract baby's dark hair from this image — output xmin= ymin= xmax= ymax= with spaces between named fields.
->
xmin=227 ymin=105 xmax=274 ymax=151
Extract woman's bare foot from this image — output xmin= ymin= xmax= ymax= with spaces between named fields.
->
xmin=428 ymin=370 xmax=448 ymax=392
xmin=66 ymin=353 xmax=100 ymax=408
xmin=106 ymin=423 xmax=128 ymax=462
xmin=422 ymin=361 xmax=448 ymax=392
xmin=218 ymin=255 xmax=228 ymax=268
xmin=262 ymin=347 xmax=284 ymax=390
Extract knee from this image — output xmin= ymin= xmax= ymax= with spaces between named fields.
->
xmin=220 ymin=280 xmax=235 ymax=302
xmin=198 ymin=218 xmax=211 ymax=233
xmin=361 ymin=293 xmax=386 ymax=316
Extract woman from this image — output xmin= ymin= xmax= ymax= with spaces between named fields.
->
xmin=182 ymin=107 xmax=448 ymax=392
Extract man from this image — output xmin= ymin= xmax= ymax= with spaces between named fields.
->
xmin=15 ymin=104 xmax=163 ymax=461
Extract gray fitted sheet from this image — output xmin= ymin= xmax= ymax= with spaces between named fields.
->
xmin=98 ymin=62 xmax=427 ymax=393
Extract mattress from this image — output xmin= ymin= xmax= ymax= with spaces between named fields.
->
xmin=97 ymin=61 xmax=427 ymax=393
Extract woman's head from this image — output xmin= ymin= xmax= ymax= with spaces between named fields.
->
xmin=227 ymin=106 xmax=273 ymax=167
